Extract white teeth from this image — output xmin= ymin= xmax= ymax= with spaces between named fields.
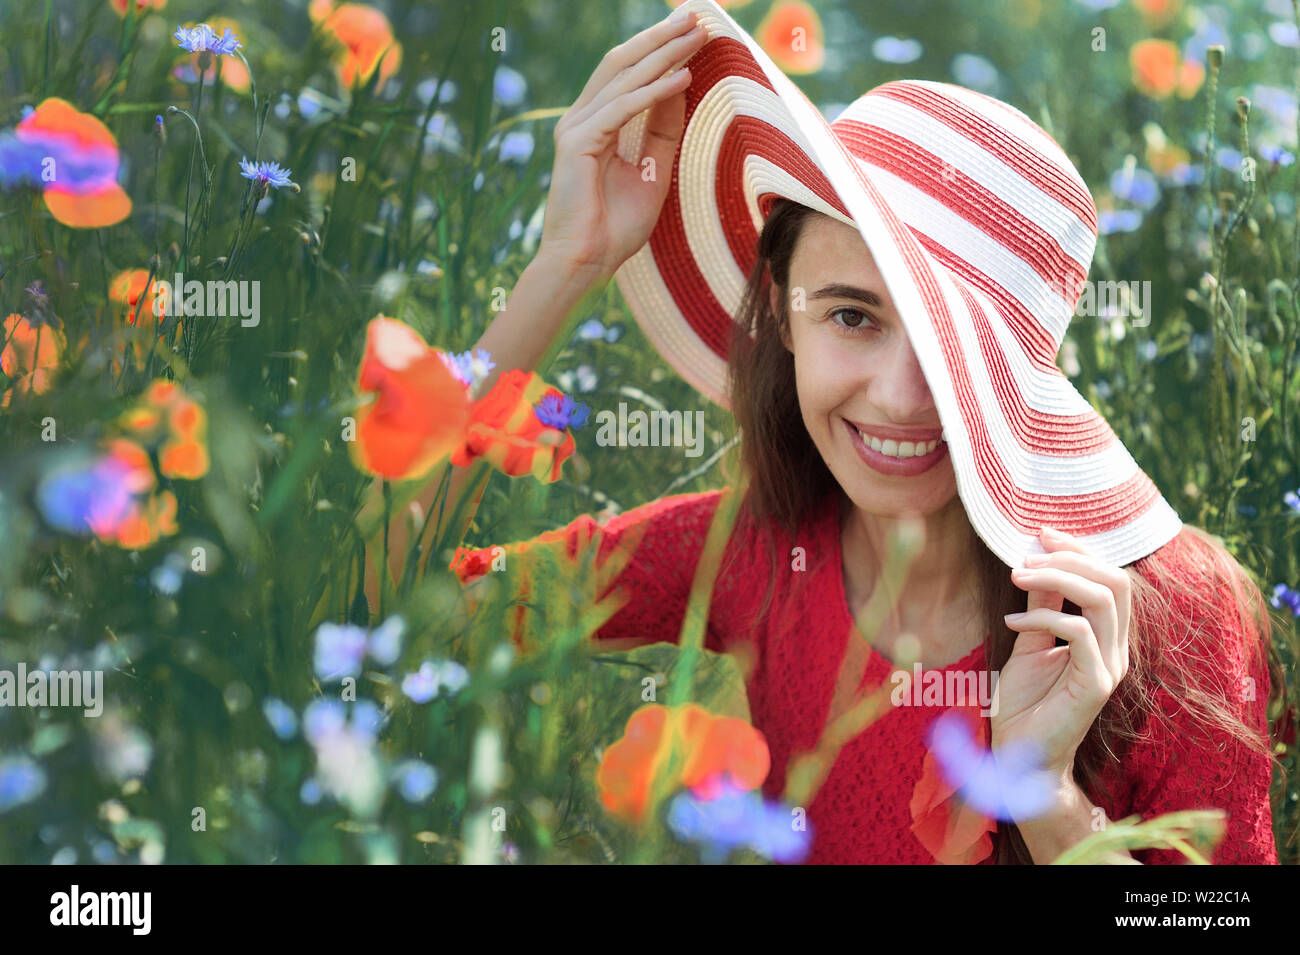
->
xmin=853 ymin=424 xmax=939 ymax=458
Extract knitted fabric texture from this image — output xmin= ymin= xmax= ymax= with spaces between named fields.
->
xmin=480 ymin=487 xmax=1276 ymax=865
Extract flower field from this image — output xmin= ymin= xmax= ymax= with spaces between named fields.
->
xmin=0 ymin=0 xmax=1297 ymax=865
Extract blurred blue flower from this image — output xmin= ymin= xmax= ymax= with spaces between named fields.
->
xmin=300 ymin=778 xmax=323 ymax=805
xmin=302 ymin=700 xmax=385 ymax=816
xmin=1236 ymin=504 xmax=1258 ymax=518
xmin=401 ymin=660 xmax=469 ymax=703
xmin=1215 ymin=148 xmax=1243 ymax=173
xmin=0 ymin=756 xmax=47 ymax=813
xmin=367 ymin=616 xmax=404 ymax=666
xmin=1249 ymin=85 xmax=1298 ymax=131
xmin=557 ymin=364 xmax=598 ymax=394
xmin=1094 ymin=378 xmax=1113 ymax=400
xmin=576 ymin=318 xmax=606 ymax=341
xmin=1108 ymin=167 xmax=1160 ymax=209
xmin=926 ymin=709 xmax=1057 ymax=821
xmin=1166 ymin=163 xmax=1204 ymax=186
xmin=439 ymin=348 xmax=494 ymax=389
xmin=1072 ymin=0 xmax=1121 ymax=9
xmin=499 ymin=131 xmax=534 ymax=164
xmin=36 ymin=453 xmax=137 ymax=537
xmin=417 ymin=78 xmax=458 ymax=105
xmin=263 ymin=697 xmax=298 ymax=740
xmin=1184 ymin=19 xmax=1229 ymax=64
xmin=534 ymin=393 xmax=590 ymax=430
xmin=1137 ymin=340 xmax=1158 ymax=362
xmin=872 ymin=36 xmax=922 ymax=64
xmin=1271 ymin=583 xmax=1300 ymax=617
xmin=493 ymin=65 xmax=527 ymax=106
xmin=1284 ymin=489 xmax=1300 ymax=512
xmin=174 ymin=23 xmax=242 ymax=56
xmin=424 ymin=113 xmax=462 ymax=152
xmin=666 ymin=778 xmax=811 ymax=864
xmin=391 ymin=759 xmax=439 ymax=803
xmin=1269 ymin=21 xmax=1300 ymax=48
xmin=314 ymin=623 xmax=368 ymax=680
xmin=1097 ymin=209 xmax=1142 ymax=234
xmin=951 ymin=54 xmax=999 ymax=94
xmin=1260 ymin=144 xmax=1296 ymax=166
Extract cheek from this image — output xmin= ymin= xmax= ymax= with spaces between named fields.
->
xmin=790 ymin=329 xmax=856 ymax=433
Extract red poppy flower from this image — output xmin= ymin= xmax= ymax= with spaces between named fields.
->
xmin=756 ymin=1 xmax=825 ymax=75
xmin=110 ymin=0 xmax=167 ymax=15
xmin=1134 ymin=0 xmax=1183 ymax=29
xmin=596 ymin=703 xmax=771 ymax=826
xmin=449 ymin=546 xmax=494 ymax=586
xmin=1130 ymin=39 xmax=1202 ymax=100
xmin=2 ymin=313 xmax=62 ymax=407
xmin=15 ymin=99 xmax=132 ymax=228
xmin=352 ymin=316 xmax=471 ymax=482
xmin=451 ymin=369 xmax=576 ymax=483
xmin=909 ymin=705 xmax=997 ymax=864
xmin=316 ymin=3 xmax=403 ymax=92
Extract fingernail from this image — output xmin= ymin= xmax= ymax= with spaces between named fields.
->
xmin=1023 ymin=553 xmax=1048 ymax=566
xmin=1040 ymin=527 xmax=1063 ymax=538
xmin=670 ymin=5 xmax=692 ymax=22
xmin=1004 ymin=612 xmax=1027 ymax=622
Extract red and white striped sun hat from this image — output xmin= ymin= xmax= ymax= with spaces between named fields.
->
xmin=613 ymin=0 xmax=1182 ymax=569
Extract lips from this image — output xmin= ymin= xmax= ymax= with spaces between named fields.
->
xmin=843 ymin=418 xmax=948 ymax=477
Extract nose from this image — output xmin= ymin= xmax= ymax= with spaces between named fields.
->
xmin=873 ymin=330 xmax=937 ymax=421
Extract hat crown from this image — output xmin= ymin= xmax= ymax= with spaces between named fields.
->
xmin=829 ymin=79 xmax=1099 ymax=355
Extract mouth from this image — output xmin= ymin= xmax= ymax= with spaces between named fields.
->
xmin=842 ymin=418 xmax=949 ymax=477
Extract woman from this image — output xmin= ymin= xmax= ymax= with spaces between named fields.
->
xmin=393 ymin=2 xmax=1283 ymax=864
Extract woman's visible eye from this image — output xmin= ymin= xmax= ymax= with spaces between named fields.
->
xmin=828 ymin=307 xmax=878 ymax=337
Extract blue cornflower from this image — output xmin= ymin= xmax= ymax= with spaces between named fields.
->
xmin=1108 ymin=167 xmax=1160 ymax=209
xmin=312 ymin=616 xmax=405 ymax=681
xmin=174 ymin=23 xmax=242 ymax=57
xmin=391 ymin=759 xmax=439 ymax=803
xmin=1097 ymin=209 xmax=1142 ymax=235
xmin=872 ymin=36 xmax=923 ymax=65
xmin=1284 ymin=489 xmax=1300 ymax=513
xmin=1270 ymin=583 xmax=1300 ymax=617
xmin=926 ymin=708 xmax=1057 ymax=821
xmin=401 ymin=659 xmax=469 ymax=704
xmin=666 ymin=778 xmax=811 ymax=864
xmin=0 ymin=756 xmax=47 ymax=813
xmin=262 ymin=697 xmax=298 ymax=741
xmin=239 ymin=157 xmax=296 ymax=190
xmin=533 ymin=393 xmax=590 ymax=430
xmin=438 ymin=348 xmax=494 ymax=389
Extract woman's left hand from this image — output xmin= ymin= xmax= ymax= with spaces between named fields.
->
xmin=990 ymin=527 xmax=1132 ymax=792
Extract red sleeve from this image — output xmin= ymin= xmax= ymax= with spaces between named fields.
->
xmin=461 ymin=489 xmax=728 ymax=653
xmin=1121 ymin=553 xmax=1277 ymax=865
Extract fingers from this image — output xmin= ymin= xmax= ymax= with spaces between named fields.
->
xmin=570 ymin=8 xmax=699 ymax=117
xmin=575 ymin=68 xmax=694 ymax=154
xmin=569 ymin=23 xmax=707 ymax=132
xmin=1010 ymin=566 xmax=1122 ymax=680
xmin=1028 ymin=530 xmax=1133 ymax=677
xmin=1003 ymin=608 xmax=1114 ymax=701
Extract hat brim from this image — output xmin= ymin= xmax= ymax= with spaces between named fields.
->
xmin=614 ymin=0 xmax=1182 ymax=569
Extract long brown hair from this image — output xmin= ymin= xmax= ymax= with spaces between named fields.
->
xmin=720 ymin=198 xmax=1291 ymax=864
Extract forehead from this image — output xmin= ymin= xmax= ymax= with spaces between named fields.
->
xmin=788 ymin=213 xmax=881 ymax=281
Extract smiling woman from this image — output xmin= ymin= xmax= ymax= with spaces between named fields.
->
xmin=388 ymin=0 xmax=1285 ymax=865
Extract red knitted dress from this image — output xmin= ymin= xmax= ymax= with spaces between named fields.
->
xmin=488 ymin=486 xmax=1277 ymax=865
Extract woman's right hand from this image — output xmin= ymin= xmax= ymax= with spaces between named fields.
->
xmin=538 ymin=8 xmax=709 ymax=286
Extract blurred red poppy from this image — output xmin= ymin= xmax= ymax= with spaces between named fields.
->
xmin=352 ymin=316 xmax=471 ymax=481
xmin=1 ymin=313 xmax=62 ymax=407
xmin=451 ymin=369 xmax=575 ymax=483
xmin=756 ymin=1 xmax=825 ymax=75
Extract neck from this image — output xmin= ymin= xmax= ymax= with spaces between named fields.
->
xmin=838 ymin=491 xmax=983 ymax=634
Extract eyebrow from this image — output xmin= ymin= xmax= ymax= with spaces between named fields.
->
xmin=808 ymin=283 xmax=884 ymax=307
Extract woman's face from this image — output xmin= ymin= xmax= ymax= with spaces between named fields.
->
xmin=775 ymin=212 xmax=959 ymax=517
